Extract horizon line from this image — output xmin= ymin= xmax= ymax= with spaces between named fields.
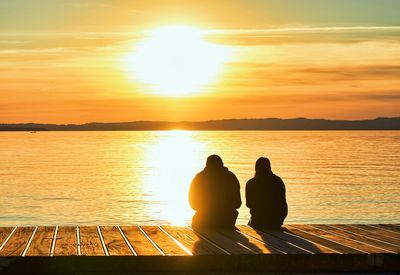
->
xmin=1 ymin=116 xmax=399 ymax=126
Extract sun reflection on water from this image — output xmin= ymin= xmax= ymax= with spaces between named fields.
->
xmin=0 ymin=131 xmax=399 ymax=226
xmin=140 ymin=131 xmax=205 ymax=225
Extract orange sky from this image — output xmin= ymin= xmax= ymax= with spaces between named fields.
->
xmin=1 ymin=0 xmax=400 ymax=123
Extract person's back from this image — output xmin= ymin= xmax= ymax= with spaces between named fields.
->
xmin=246 ymin=157 xmax=287 ymax=229
xmin=189 ymin=155 xmax=241 ymax=229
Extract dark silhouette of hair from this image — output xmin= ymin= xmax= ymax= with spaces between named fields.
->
xmin=246 ymin=156 xmax=287 ymax=229
xmin=255 ymin=157 xmax=271 ymax=176
xmin=206 ymin=154 xmax=224 ymax=169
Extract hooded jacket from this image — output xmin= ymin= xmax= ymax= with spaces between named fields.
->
xmin=189 ymin=165 xmax=241 ymax=227
xmin=246 ymin=172 xmax=288 ymax=228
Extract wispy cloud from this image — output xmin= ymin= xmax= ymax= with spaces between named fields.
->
xmin=0 ymin=40 xmax=31 ymax=45
xmin=1 ymin=24 xmax=399 ymax=122
xmin=2 ymin=25 xmax=400 ymax=37
xmin=0 ymin=32 xmax=140 ymax=38
xmin=209 ymin=26 xmax=400 ymax=34
xmin=0 ymin=48 xmax=74 ymax=55
xmin=207 ymin=25 xmax=400 ymax=45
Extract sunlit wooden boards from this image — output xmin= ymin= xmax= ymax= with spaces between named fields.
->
xmin=0 ymin=224 xmax=399 ymax=256
xmin=0 ymin=224 xmax=399 ymax=273
xmin=26 ymin=226 xmax=55 ymax=256
xmin=0 ymin=227 xmax=35 ymax=256
xmin=79 ymin=226 xmax=103 ymax=256
xmin=0 ymin=224 xmax=398 ymax=255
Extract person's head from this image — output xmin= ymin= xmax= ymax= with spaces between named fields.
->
xmin=255 ymin=157 xmax=271 ymax=175
xmin=206 ymin=154 xmax=224 ymax=170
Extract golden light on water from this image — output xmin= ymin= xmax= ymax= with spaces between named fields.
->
xmin=141 ymin=130 xmax=206 ymax=225
xmin=124 ymin=25 xmax=233 ymax=97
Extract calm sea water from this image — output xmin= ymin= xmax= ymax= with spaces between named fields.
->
xmin=0 ymin=131 xmax=399 ymax=226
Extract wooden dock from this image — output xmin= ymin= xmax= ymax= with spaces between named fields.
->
xmin=0 ymin=224 xmax=399 ymax=273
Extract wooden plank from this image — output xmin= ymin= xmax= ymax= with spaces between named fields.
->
xmin=381 ymin=224 xmax=400 ymax=231
xmin=323 ymin=225 xmax=400 ymax=253
xmin=54 ymin=226 xmax=77 ymax=256
xmin=220 ymin=228 xmax=283 ymax=254
xmin=100 ymin=226 xmax=133 ymax=256
xmin=0 ymin=227 xmax=34 ymax=256
xmin=370 ymin=224 xmax=400 ymax=235
xmin=162 ymin=226 xmax=226 ymax=255
xmin=379 ymin=224 xmax=400 ymax=234
xmin=350 ymin=225 xmax=400 ymax=243
xmin=120 ymin=226 xmax=161 ymax=256
xmin=337 ymin=224 xmax=400 ymax=247
xmin=313 ymin=225 xmax=395 ymax=253
xmin=295 ymin=225 xmax=382 ymax=253
xmin=236 ymin=226 xmax=306 ymax=254
xmin=191 ymin=227 xmax=254 ymax=255
xmin=0 ymin=227 xmax=14 ymax=250
xmin=269 ymin=227 xmax=337 ymax=253
xmin=286 ymin=225 xmax=363 ymax=253
xmin=79 ymin=226 xmax=104 ymax=256
xmin=140 ymin=226 xmax=189 ymax=255
xmin=26 ymin=226 xmax=54 ymax=256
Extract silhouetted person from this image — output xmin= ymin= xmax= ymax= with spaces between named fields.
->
xmin=246 ymin=157 xmax=287 ymax=229
xmin=189 ymin=155 xmax=241 ymax=229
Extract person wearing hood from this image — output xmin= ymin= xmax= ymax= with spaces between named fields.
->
xmin=246 ymin=157 xmax=288 ymax=229
xmin=189 ymin=154 xmax=241 ymax=229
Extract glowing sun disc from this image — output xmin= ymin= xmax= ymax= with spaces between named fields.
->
xmin=124 ymin=25 xmax=232 ymax=97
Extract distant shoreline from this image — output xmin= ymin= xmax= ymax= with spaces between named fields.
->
xmin=1 ymin=129 xmax=400 ymax=132
xmin=1 ymin=117 xmax=399 ymax=131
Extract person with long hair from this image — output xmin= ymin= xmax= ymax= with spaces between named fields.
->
xmin=246 ymin=157 xmax=288 ymax=229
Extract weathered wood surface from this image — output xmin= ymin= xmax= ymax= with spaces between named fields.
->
xmin=221 ymin=227 xmax=282 ymax=254
xmin=238 ymin=225 xmax=309 ymax=254
xmin=292 ymin=224 xmax=379 ymax=253
xmin=0 ymin=226 xmax=34 ymax=256
xmin=161 ymin=226 xmax=226 ymax=255
xmin=0 ymin=224 xmax=399 ymax=273
xmin=269 ymin=227 xmax=337 ymax=253
xmin=140 ymin=226 xmax=189 ymax=255
xmin=26 ymin=226 xmax=54 ymax=256
xmin=1 ymin=224 xmax=399 ymax=256
xmin=120 ymin=226 xmax=161 ymax=256
xmin=314 ymin=224 xmax=400 ymax=253
xmin=99 ymin=226 xmax=133 ymax=256
xmin=352 ymin=224 xmax=400 ymax=242
xmin=79 ymin=226 xmax=104 ymax=256
xmin=192 ymin=227 xmax=254 ymax=255
xmin=379 ymin=224 xmax=400 ymax=234
xmin=337 ymin=224 xmax=400 ymax=246
xmin=54 ymin=226 xmax=77 ymax=256
xmin=0 ymin=228 xmax=14 ymax=250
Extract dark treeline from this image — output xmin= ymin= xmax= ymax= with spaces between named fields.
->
xmin=1 ymin=117 xmax=399 ymax=131
xmin=0 ymin=127 xmax=48 ymax=131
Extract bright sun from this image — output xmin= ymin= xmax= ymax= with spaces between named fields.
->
xmin=124 ymin=25 xmax=232 ymax=97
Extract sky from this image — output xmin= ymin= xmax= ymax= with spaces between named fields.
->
xmin=1 ymin=0 xmax=400 ymax=123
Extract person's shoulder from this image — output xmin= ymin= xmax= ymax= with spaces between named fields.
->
xmin=226 ymin=169 xmax=235 ymax=176
xmin=224 ymin=168 xmax=239 ymax=182
xmin=272 ymin=173 xmax=285 ymax=186
xmin=222 ymin=167 xmax=232 ymax=175
xmin=230 ymin=169 xmax=241 ymax=178
xmin=193 ymin=170 xmax=205 ymax=181
xmin=246 ymin=177 xmax=256 ymax=186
